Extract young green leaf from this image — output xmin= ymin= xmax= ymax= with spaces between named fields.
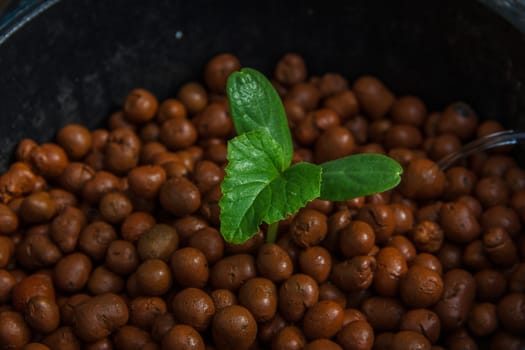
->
xmin=319 ymin=153 xmax=403 ymax=201
xmin=226 ymin=68 xmax=293 ymax=166
xmin=219 ymin=130 xmax=321 ymax=243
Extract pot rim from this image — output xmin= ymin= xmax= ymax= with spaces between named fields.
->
xmin=479 ymin=0 xmax=525 ymax=34
xmin=1 ymin=0 xmax=525 ymax=46
xmin=0 ymin=0 xmax=59 ymax=44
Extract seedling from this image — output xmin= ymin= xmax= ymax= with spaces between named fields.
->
xmin=219 ymin=68 xmax=402 ymax=244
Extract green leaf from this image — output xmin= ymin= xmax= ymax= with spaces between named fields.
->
xmin=226 ymin=68 xmax=293 ymax=166
xmin=319 ymin=154 xmax=403 ymax=201
xmin=220 ymin=130 xmax=322 ymax=243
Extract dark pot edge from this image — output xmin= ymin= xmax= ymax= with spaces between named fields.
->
xmin=0 ymin=0 xmax=60 ymax=44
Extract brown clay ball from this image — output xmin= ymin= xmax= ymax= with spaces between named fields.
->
xmin=19 ymin=191 xmax=57 ymax=224
xmin=339 ymin=220 xmax=376 ymax=258
xmin=157 ymin=98 xmax=187 ymax=123
xmin=24 ymin=295 xmax=60 ymax=334
xmin=238 ymin=277 xmax=277 ymax=322
xmin=256 ymin=243 xmax=294 ymax=283
xmin=272 ymin=325 xmax=306 ymax=350
xmin=437 ymin=101 xmax=478 ymax=140
xmin=290 ymin=208 xmax=328 ymax=248
xmin=400 ymin=265 xmax=443 ymax=308
xmin=391 ymin=95 xmax=427 ymax=127
xmin=468 ymin=302 xmax=498 ymax=337
xmin=72 ymin=293 xmax=129 ymax=342
xmin=302 ymin=300 xmax=344 ymax=340
xmin=161 ymin=324 xmax=205 ymax=350
xmin=137 ymin=223 xmax=179 ymax=261
xmin=335 ymin=320 xmax=374 ymax=350
xmin=433 ymin=269 xmax=476 ymax=332
xmin=172 ymin=287 xmax=216 ymax=331
xmin=0 ymin=311 xmax=31 ymax=349
xmin=105 ymin=239 xmax=140 ymax=275
xmin=353 ymin=75 xmax=395 ymax=120
xmin=298 ymin=246 xmax=332 ymax=284
xmin=11 ymin=272 xmax=55 ymax=311
xmin=212 ymin=305 xmax=257 ymax=350
xmin=279 ymin=274 xmax=319 ymax=322
xmin=400 ymin=308 xmax=441 ymax=344
xmin=372 ymin=248 xmax=405 ymax=293
xmin=356 ymin=204 xmax=395 ymax=244
xmin=124 ymin=88 xmax=159 ymax=124
xmin=274 ymin=53 xmax=307 ymax=86
xmin=159 ymin=176 xmax=201 ymax=216
xmin=399 ymin=158 xmax=446 ymax=200
xmin=171 ymin=247 xmax=210 ymax=288
xmin=210 ymin=253 xmax=256 ymax=291
xmin=56 ymin=124 xmax=93 ymax=160
xmin=135 ymin=258 xmax=172 ymax=296
xmin=390 ymin=330 xmax=432 ymax=350
xmin=497 ymin=293 xmax=525 ymax=334
xmin=204 ymin=53 xmax=241 ymax=93
xmin=30 ymin=143 xmax=69 ymax=179
xmin=361 ymin=296 xmax=405 ymax=332
xmin=112 ymin=325 xmax=153 ymax=350
xmin=331 ymin=255 xmax=376 ymax=293
xmin=314 ymin=126 xmax=355 ymax=163
xmin=177 ymin=82 xmax=208 ymax=115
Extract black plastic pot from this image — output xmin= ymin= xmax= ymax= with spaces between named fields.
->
xmin=1 ymin=0 xmax=525 ymax=171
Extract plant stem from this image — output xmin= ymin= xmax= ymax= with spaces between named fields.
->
xmin=266 ymin=222 xmax=279 ymax=243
